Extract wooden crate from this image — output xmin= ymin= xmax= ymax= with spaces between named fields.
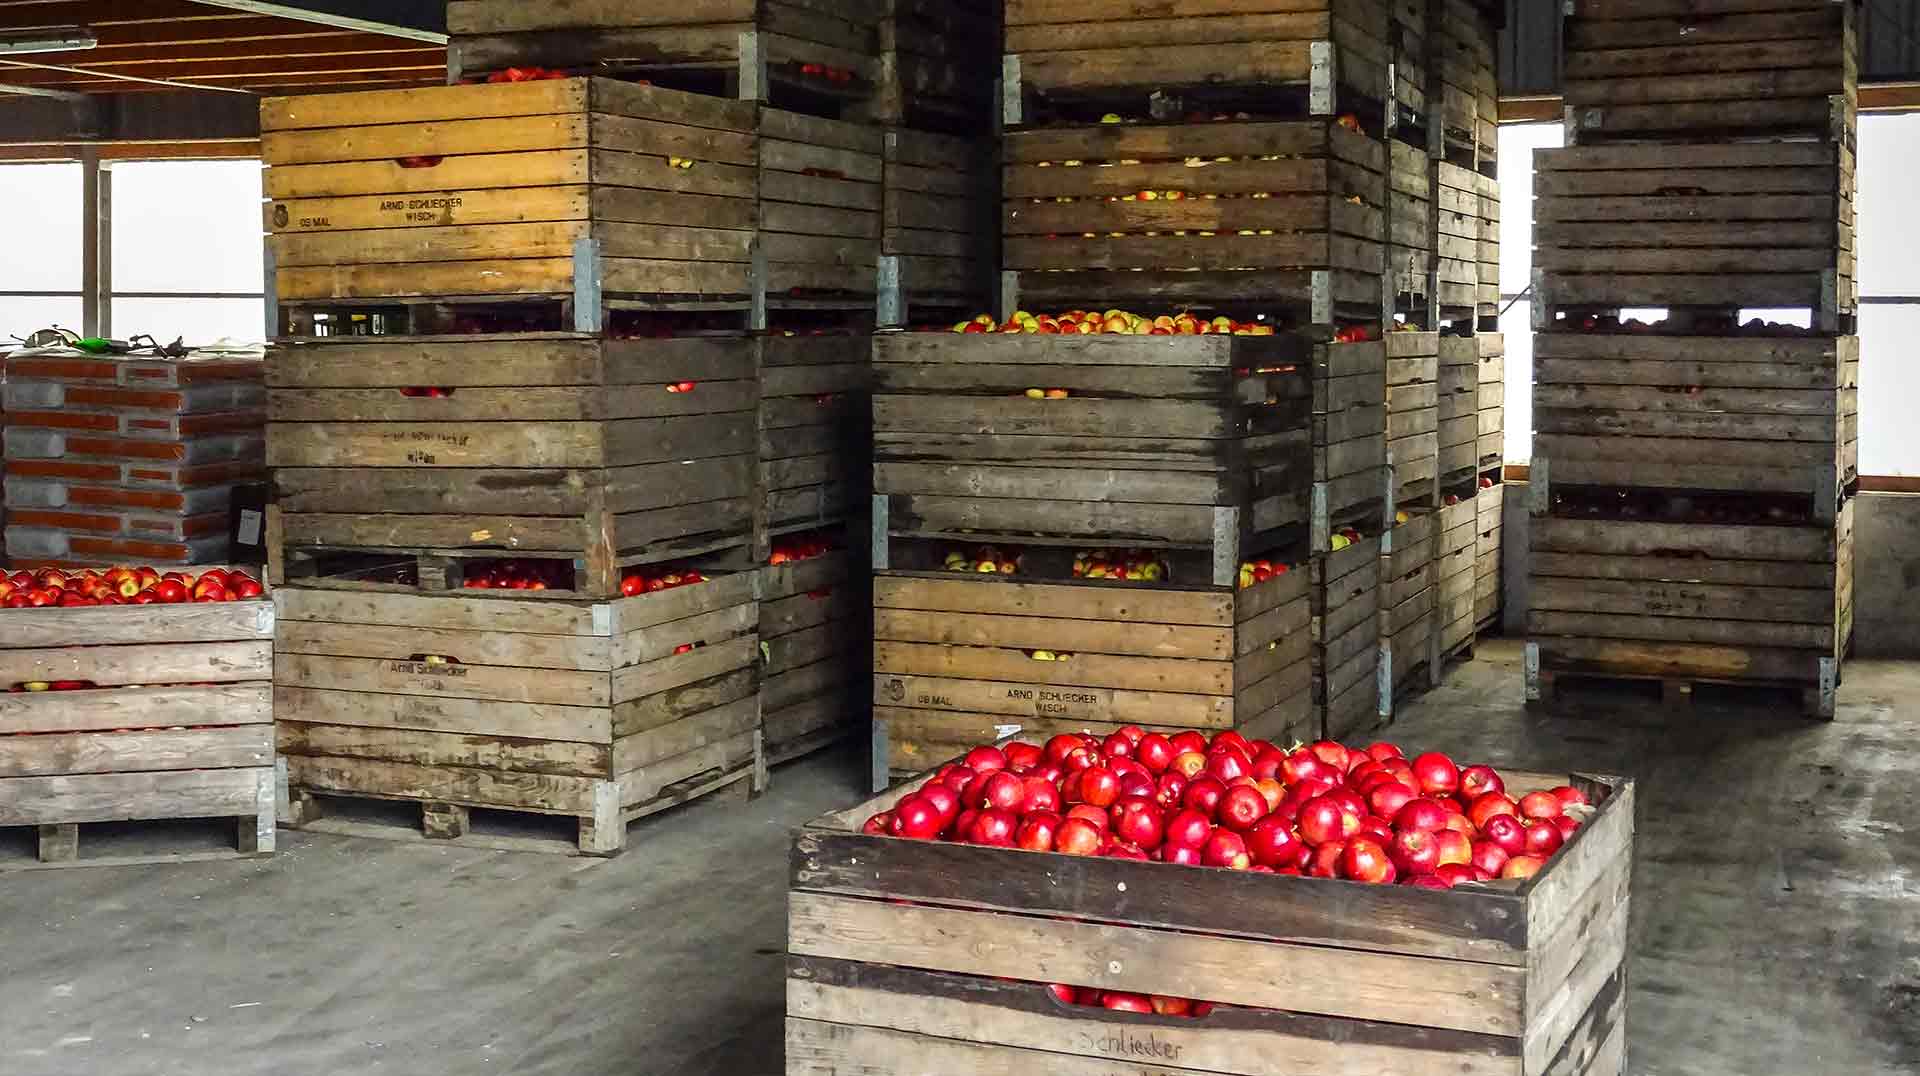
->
xmin=261 ymin=79 xmax=759 ymax=314
xmin=1001 ymin=119 xmax=1387 ymax=320
xmin=1431 ymin=0 xmax=1499 ymax=166
xmin=1388 ymin=0 xmax=1431 ymax=132
xmin=0 ymin=586 xmax=276 ymax=866
xmin=879 ymin=127 xmax=996 ymax=325
xmin=872 ymin=568 xmax=1314 ymax=784
xmin=1478 ymin=331 xmax=1505 ymax=471
xmin=1437 ymin=334 xmax=1480 ymax=480
xmin=1532 ymin=143 xmax=1854 ymax=328
xmin=760 ymin=109 xmax=884 ymax=300
xmin=275 ymin=578 xmax=765 ymax=854
xmin=870 ymin=0 xmax=1001 ymax=132
xmin=1313 ymin=534 xmax=1382 ymax=739
xmin=1387 ymin=137 xmax=1434 ymax=318
xmin=1313 ymin=337 xmax=1391 ymax=548
xmin=1436 ymin=160 xmax=1498 ymax=317
xmin=1563 ymin=0 xmax=1855 ymax=143
xmin=1002 ymin=0 xmax=1392 ymax=125
xmin=1436 ymin=494 xmax=1477 ymax=652
xmin=1476 ymin=481 xmax=1503 ymax=630
xmin=445 ymin=0 xmax=881 ymax=108
xmin=788 ymin=757 xmax=1635 ymax=1076
xmin=1527 ymin=501 xmax=1853 ymax=716
xmin=1531 ymin=332 xmax=1857 ymax=503
xmin=870 ymin=332 xmax=1315 ymax=580
xmin=1380 ymin=505 xmax=1437 ymax=700
xmin=1385 ymin=330 xmax=1439 ymax=507
xmin=763 ymin=545 xmax=868 ymax=765
xmin=266 ymin=334 xmax=758 ymax=596
xmin=761 ymin=333 xmax=871 ymax=539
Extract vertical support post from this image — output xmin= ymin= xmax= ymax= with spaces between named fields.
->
xmin=869 ymin=716 xmax=891 ymax=795
xmin=1000 ymin=55 xmax=1024 ymax=130
xmin=1377 ymin=643 xmax=1393 ymax=720
xmin=240 ymin=769 xmax=277 ymax=854
xmin=571 ymin=237 xmax=603 ymax=335
xmin=579 ymin=781 xmax=625 ymax=855
xmin=1309 ymin=41 xmax=1336 ymax=117
xmin=998 ymin=270 xmax=1019 ymax=322
xmin=1528 ymin=456 xmax=1551 ymax=516
xmin=870 ymin=494 xmax=890 ymax=571
xmin=876 ymin=255 xmax=904 ymax=328
xmin=1816 ymin=657 xmax=1838 ymax=719
xmin=1310 ymin=482 xmax=1330 ymax=556
xmin=1523 ymin=641 xmax=1542 ymax=702
xmin=446 ymin=41 xmax=465 ymax=85
xmin=1311 ymin=269 xmax=1332 ymax=328
xmin=37 ymin=823 xmax=79 ymax=864
xmin=737 ymin=31 xmax=767 ymax=102
xmin=262 ymin=243 xmax=279 ymax=342
xmin=1210 ymin=507 xmax=1240 ymax=589
xmin=750 ymin=240 xmax=769 ymax=333
xmin=81 ymin=147 xmax=110 ymax=339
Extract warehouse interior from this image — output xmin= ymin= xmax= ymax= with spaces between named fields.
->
xmin=0 ymin=3 xmax=1917 ymax=1075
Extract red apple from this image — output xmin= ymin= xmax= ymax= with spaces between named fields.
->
xmin=1021 ymin=776 xmax=1062 ymax=814
xmin=1066 ymin=804 xmax=1110 ymax=830
xmin=1501 ymin=854 xmax=1547 ymax=880
xmin=918 ymin=783 xmax=959 ymax=822
xmin=1217 ymin=784 xmax=1268 ymax=832
xmin=1202 ymin=830 xmax=1251 ymax=870
xmin=1170 ymin=750 xmax=1208 ymax=780
xmin=1342 ymin=837 xmax=1397 ymax=884
xmin=1468 ymin=792 xmax=1520 ymax=831
xmin=1154 ymin=771 xmax=1188 ymax=812
xmin=1079 ymin=765 xmax=1121 ymax=808
xmin=1183 ymin=776 xmax=1227 ymax=819
xmin=1308 ymin=839 xmax=1346 ymax=878
xmin=1045 ymin=734 xmax=1085 ymax=767
xmin=1135 ymin=734 xmax=1175 ymax=773
xmin=1411 ymin=752 xmax=1459 ymax=796
xmin=1212 ymin=731 xmax=1252 ymax=757
xmin=1390 ymin=828 xmax=1440 ymax=876
xmin=1459 ymin=764 xmax=1504 ymax=800
xmin=861 ymin=811 xmax=893 ymax=835
xmin=1306 ymin=740 xmax=1350 ymax=772
xmin=1551 ymin=785 xmax=1590 ymax=809
xmin=1251 ymin=747 xmax=1286 ymax=782
xmin=965 ymin=745 xmax=1008 ymax=774
xmin=1296 ymin=794 xmax=1351 ymax=846
xmin=1246 ymin=815 xmax=1304 ymax=869
xmin=1111 ymin=796 xmax=1164 ymax=850
xmin=1368 ymin=781 xmax=1418 ymax=820
xmin=1168 ymin=731 xmax=1208 ymax=756
xmin=970 ymin=808 xmax=1017 ymax=846
xmin=1101 ymin=732 xmax=1134 ymax=761
xmin=1365 ymin=742 xmax=1403 ymax=762
xmin=1205 ymin=748 xmax=1251 ymax=783
xmin=1252 ymin=777 xmax=1285 ymax=812
xmin=1115 ymin=725 xmax=1146 ymax=746
xmin=1393 ymin=798 xmax=1450 ymax=833
xmin=1554 ymin=815 xmax=1581 ymax=842
xmin=1519 ymin=791 xmax=1564 ymax=821
xmin=1150 ymin=996 xmax=1191 ymax=1017
xmin=1280 ymin=750 xmax=1327 ymax=785
xmin=1523 ymin=819 xmax=1564 ymax=857
xmin=1433 ymin=828 xmax=1474 ymax=867
xmin=1003 ymin=742 xmax=1043 ymax=770
xmin=1163 ymin=808 xmax=1212 ymax=849
xmin=893 ymin=795 xmax=945 ymax=840
xmin=1055 ymin=817 xmax=1104 ymax=855
xmin=1016 ymin=812 xmax=1060 ymax=852
xmin=980 ymin=771 xmax=1026 ymax=812
xmin=1482 ymin=814 xmax=1527 ymax=856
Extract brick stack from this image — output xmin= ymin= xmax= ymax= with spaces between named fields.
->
xmin=3 ymin=347 xmax=263 ymax=568
xmin=1527 ymin=0 xmax=1857 ymax=716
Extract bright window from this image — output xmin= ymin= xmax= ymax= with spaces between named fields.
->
xmin=0 ymin=163 xmax=83 ymax=342
xmin=110 ymin=160 xmax=266 ymax=345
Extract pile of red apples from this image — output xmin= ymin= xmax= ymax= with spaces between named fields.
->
xmin=865 ymin=729 xmax=1589 ymax=889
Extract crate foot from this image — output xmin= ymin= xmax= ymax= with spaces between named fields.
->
xmin=422 ymin=802 xmax=472 ymax=841
xmin=37 ymin=824 xmax=78 ymax=864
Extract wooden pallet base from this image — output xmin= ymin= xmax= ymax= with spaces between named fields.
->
xmin=0 ymin=814 xmax=273 ymax=872
xmin=767 ymin=722 xmax=861 ymax=769
xmin=282 ymin=760 xmax=763 ymax=857
xmin=1531 ymin=667 xmax=1830 ymax=721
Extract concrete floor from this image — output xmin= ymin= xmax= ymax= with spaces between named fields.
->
xmin=2 ymin=641 xmax=1917 ymax=1075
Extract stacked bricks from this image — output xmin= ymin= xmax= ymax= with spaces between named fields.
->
xmin=3 ymin=348 xmax=263 ymax=568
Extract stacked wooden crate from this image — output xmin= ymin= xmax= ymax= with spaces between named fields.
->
xmin=1435 ymin=493 xmax=1478 ymax=660
xmin=1432 ymin=0 xmax=1499 ymax=171
xmin=868 ymin=331 xmax=1317 ymax=784
xmin=879 ymin=127 xmax=996 ymax=326
xmin=763 ymin=534 xmax=867 ymax=765
xmin=1310 ymin=335 xmax=1390 ymax=737
xmin=261 ymin=80 xmax=770 ymax=849
xmin=1436 ymin=160 xmax=1499 ymax=328
xmin=872 ymin=0 xmax=1000 ymax=133
xmin=789 ymin=757 xmax=1636 ymax=1076
xmin=1527 ymin=0 xmax=1857 ymax=716
xmin=445 ymin=1 xmax=882 ymax=110
xmin=759 ymin=108 xmax=884 ymax=305
xmin=2 ymin=349 xmax=263 ymax=567
xmin=0 ymin=580 xmax=276 ymax=866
